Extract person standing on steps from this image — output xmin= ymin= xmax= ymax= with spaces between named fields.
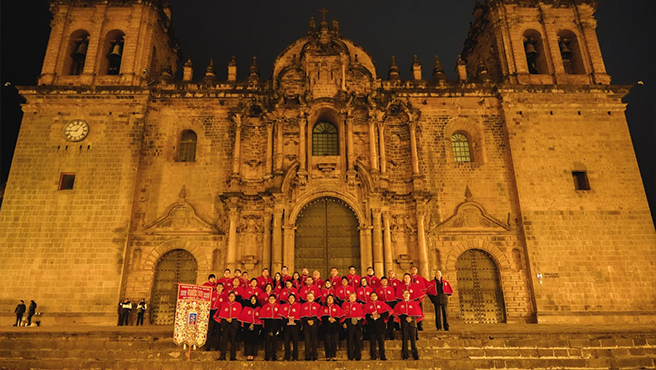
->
xmin=394 ymin=289 xmax=423 ymax=360
xmin=203 ymin=274 xmax=217 ymax=348
xmin=238 ymin=295 xmax=262 ymax=361
xmin=364 ymin=291 xmax=391 ymax=361
xmin=426 ymin=270 xmax=453 ymax=331
xmin=119 ymin=298 xmax=132 ymax=326
xmin=260 ymin=294 xmax=281 ymax=361
xmin=216 ymin=291 xmax=242 ymax=361
xmin=321 ymin=294 xmax=344 ymax=361
xmin=13 ymin=300 xmax=26 ymax=326
xmin=377 ymin=277 xmax=397 ymax=340
xmin=27 ymin=300 xmax=37 ymax=327
xmin=136 ymin=299 xmax=147 ymax=326
xmin=280 ymin=293 xmax=301 ymax=361
xmin=300 ymin=291 xmax=321 ymax=361
xmin=341 ymin=292 xmax=365 ymax=361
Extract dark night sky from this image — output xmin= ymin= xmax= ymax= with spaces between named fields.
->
xmin=1 ymin=1 xmax=654 ymax=220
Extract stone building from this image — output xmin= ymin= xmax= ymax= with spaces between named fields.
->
xmin=1 ymin=0 xmax=654 ymax=327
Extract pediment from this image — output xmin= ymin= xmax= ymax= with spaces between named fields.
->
xmin=143 ymin=202 xmax=216 ymax=235
xmin=435 ymin=202 xmax=510 ymax=233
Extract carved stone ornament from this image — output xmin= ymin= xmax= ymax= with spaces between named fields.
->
xmin=435 ymin=202 xmax=510 ymax=233
xmin=142 ymin=202 xmax=217 ymax=235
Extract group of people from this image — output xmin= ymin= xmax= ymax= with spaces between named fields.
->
xmin=204 ymin=265 xmax=453 ymax=361
xmin=117 ymin=298 xmax=148 ymax=326
xmin=13 ymin=300 xmax=37 ymax=327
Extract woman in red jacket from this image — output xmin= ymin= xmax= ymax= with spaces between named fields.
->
xmin=258 ymin=283 xmax=275 ymax=306
xmin=364 ymin=291 xmax=392 ymax=361
xmin=319 ymin=279 xmax=335 ymax=304
xmin=334 ymin=276 xmax=354 ymax=304
xmin=279 ymin=293 xmax=301 ymax=361
xmin=238 ymin=278 xmax=263 ymax=305
xmin=356 ymin=277 xmax=374 ymax=303
xmin=300 ymin=291 xmax=322 ymax=361
xmin=279 ymin=279 xmax=298 ymax=304
xmin=321 ymin=294 xmax=344 ymax=361
xmin=238 ymin=295 xmax=262 ymax=361
xmin=341 ymin=292 xmax=365 ymax=361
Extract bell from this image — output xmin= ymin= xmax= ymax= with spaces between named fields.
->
xmin=71 ymin=40 xmax=87 ymax=62
xmin=524 ymin=42 xmax=538 ymax=57
xmin=559 ymin=41 xmax=572 ymax=60
xmin=108 ymin=43 xmax=122 ymax=62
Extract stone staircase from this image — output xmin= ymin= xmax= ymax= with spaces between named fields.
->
xmin=1 ymin=325 xmax=655 ymax=369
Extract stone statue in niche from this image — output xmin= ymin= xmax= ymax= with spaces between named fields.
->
xmin=391 ymin=214 xmax=415 ymax=256
xmin=238 ymin=215 xmax=263 ymax=268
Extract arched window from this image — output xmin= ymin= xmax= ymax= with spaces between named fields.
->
xmin=100 ymin=30 xmax=125 ymax=75
xmin=558 ymin=30 xmax=585 ymax=75
xmin=523 ymin=30 xmax=548 ymax=75
xmin=312 ymin=122 xmax=339 ymax=156
xmin=451 ymin=133 xmax=472 ymax=162
xmin=66 ymin=30 xmax=90 ymax=76
xmin=177 ymin=130 xmax=197 ymax=162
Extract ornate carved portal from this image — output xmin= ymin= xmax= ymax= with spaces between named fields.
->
xmin=295 ymin=197 xmax=360 ymax=275
xmin=150 ymin=249 xmax=198 ymax=325
xmin=456 ymin=249 xmax=506 ymax=324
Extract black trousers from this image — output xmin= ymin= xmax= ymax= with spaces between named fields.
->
xmin=220 ymin=319 xmax=240 ymax=359
xmin=120 ymin=309 xmax=130 ymax=325
xmin=136 ymin=312 xmax=145 ymax=326
xmin=14 ymin=313 xmax=23 ymax=326
xmin=366 ymin=315 xmax=387 ymax=359
xmin=206 ymin=310 xmax=218 ymax=350
xmin=385 ymin=301 xmax=397 ymax=339
xmin=242 ymin=324 xmax=261 ymax=357
xmin=345 ymin=319 xmax=363 ymax=360
xmin=400 ymin=315 xmax=418 ymax=359
xmin=283 ymin=320 xmax=300 ymax=360
xmin=322 ymin=318 xmax=340 ymax=359
xmin=262 ymin=319 xmax=280 ymax=360
xmin=302 ymin=317 xmax=319 ymax=360
xmin=429 ymin=294 xmax=449 ymax=330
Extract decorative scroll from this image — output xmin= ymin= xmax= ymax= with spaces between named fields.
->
xmin=173 ymin=284 xmax=212 ymax=348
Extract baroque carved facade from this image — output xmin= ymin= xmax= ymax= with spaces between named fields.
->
xmin=1 ymin=0 xmax=655 ymax=326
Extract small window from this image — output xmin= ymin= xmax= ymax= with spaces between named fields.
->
xmin=451 ymin=133 xmax=472 ymax=162
xmin=312 ymin=122 xmax=339 ymax=156
xmin=572 ymin=171 xmax=590 ymax=191
xmin=177 ymin=130 xmax=197 ymax=162
xmin=59 ymin=173 xmax=76 ymax=190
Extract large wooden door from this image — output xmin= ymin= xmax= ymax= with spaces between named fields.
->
xmin=150 ymin=249 xmax=197 ymax=325
xmin=295 ymin=198 xmax=360 ymax=276
xmin=456 ymin=249 xmax=506 ymax=323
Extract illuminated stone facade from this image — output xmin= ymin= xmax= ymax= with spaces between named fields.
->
xmin=1 ymin=0 xmax=654 ymax=326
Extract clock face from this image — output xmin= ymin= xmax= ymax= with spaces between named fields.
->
xmin=63 ymin=120 xmax=89 ymax=142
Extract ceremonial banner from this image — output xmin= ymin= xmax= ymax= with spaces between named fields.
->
xmin=173 ymin=284 xmax=212 ymax=347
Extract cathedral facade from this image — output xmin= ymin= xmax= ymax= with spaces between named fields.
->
xmin=1 ymin=0 xmax=654 ymax=326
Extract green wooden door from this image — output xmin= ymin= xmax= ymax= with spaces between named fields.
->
xmin=150 ymin=249 xmax=197 ymax=325
xmin=456 ymin=249 xmax=506 ymax=323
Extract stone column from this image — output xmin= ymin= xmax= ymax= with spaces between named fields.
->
xmin=275 ymin=120 xmax=284 ymax=172
xmin=232 ymin=120 xmax=242 ymax=177
xmin=416 ymin=208 xmax=430 ymax=278
xmin=226 ymin=207 xmax=240 ymax=271
xmin=262 ymin=212 xmax=272 ymax=271
xmin=359 ymin=226 xmax=373 ymax=277
xmin=382 ymin=211 xmax=394 ymax=274
xmin=409 ymin=121 xmax=420 ymax=175
xmin=372 ymin=209 xmax=384 ymax=277
xmin=346 ymin=115 xmax=355 ymax=171
xmin=299 ymin=116 xmax=307 ymax=173
xmin=368 ymin=119 xmax=379 ymax=172
xmin=271 ymin=208 xmax=284 ymax=272
xmin=378 ymin=123 xmax=387 ymax=174
xmin=265 ymin=122 xmax=273 ymax=177
xmin=283 ymin=225 xmax=296 ymax=272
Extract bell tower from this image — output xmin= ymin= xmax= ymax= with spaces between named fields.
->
xmin=460 ymin=0 xmax=610 ymax=85
xmin=39 ymin=0 xmax=182 ymax=86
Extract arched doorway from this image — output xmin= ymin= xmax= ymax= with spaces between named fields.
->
xmin=295 ymin=197 xmax=360 ymax=276
xmin=150 ymin=249 xmax=198 ymax=325
xmin=456 ymin=249 xmax=506 ymax=323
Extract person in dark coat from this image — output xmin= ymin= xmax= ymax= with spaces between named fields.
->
xmin=119 ymin=298 xmax=132 ymax=326
xmin=14 ymin=300 xmax=26 ymax=326
xmin=27 ymin=301 xmax=37 ymax=326
xmin=136 ymin=299 xmax=147 ymax=326
xmin=238 ymin=295 xmax=262 ymax=361
xmin=426 ymin=270 xmax=453 ymax=331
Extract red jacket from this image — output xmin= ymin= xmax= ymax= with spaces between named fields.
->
xmin=300 ymin=301 xmax=322 ymax=318
xmin=388 ymin=277 xmax=402 ymax=292
xmin=258 ymin=291 xmax=275 ymax=306
xmin=211 ymin=291 xmax=228 ymax=310
xmin=319 ymin=288 xmax=334 ymax=304
xmin=410 ymin=274 xmax=428 ymax=290
xmin=364 ymin=301 xmax=393 ymax=323
xmin=279 ymin=302 xmax=302 ymax=321
xmin=334 ymin=285 xmax=355 ymax=301
xmin=313 ymin=278 xmax=325 ymax=288
xmin=256 ymin=276 xmax=274 ymax=291
xmin=346 ymin=274 xmax=361 ymax=288
xmin=376 ymin=286 xmax=396 ymax=303
xmin=393 ymin=299 xmax=424 ymax=322
xmin=299 ymin=284 xmax=321 ymax=301
xmin=238 ymin=286 xmax=263 ymax=301
xmin=258 ymin=302 xmax=281 ymax=321
xmin=321 ymin=303 xmax=345 ymax=319
xmin=395 ymin=282 xmax=424 ymax=301
xmin=217 ymin=277 xmax=234 ymax=291
xmin=214 ymin=301 xmax=242 ymax=322
xmin=328 ymin=275 xmax=342 ymax=287
xmin=356 ymin=286 xmax=374 ymax=303
xmin=341 ymin=301 xmax=366 ymax=321
xmin=364 ymin=275 xmax=381 ymax=289
xmin=238 ymin=306 xmax=262 ymax=325
xmin=425 ymin=278 xmax=453 ymax=296
xmin=278 ymin=287 xmax=298 ymax=303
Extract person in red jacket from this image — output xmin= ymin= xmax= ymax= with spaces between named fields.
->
xmin=272 ymin=272 xmax=285 ymax=293
xmin=301 ymin=291 xmax=322 ymax=361
xmin=238 ymin=295 xmax=262 ymax=361
xmin=409 ymin=266 xmax=428 ymax=331
xmin=321 ymin=294 xmax=344 ymax=361
xmin=240 ymin=271 xmax=250 ymax=288
xmin=364 ymin=267 xmax=381 ymax=289
xmin=215 ymin=291 xmax=242 ymax=361
xmin=258 ymin=283 xmax=276 ymax=306
xmin=394 ymin=290 xmax=423 ymax=360
xmin=341 ymin=292 xmax=365 ymax=361
xmin=209 ymin=283 xmax=227 ymax=351
xmin=257 ymin=268 xmax=274 ymax=291
xmin=377 ymin=277 xmax=398 ymax=340
xmin=217 ymin=269 xmax=233 ymax=290
xmin=279 ymin=279 xmax=298 ymax=304
xmin=396 ymin=273 xmax=424 ymax=301
xmin=335 ymin=276 xmax=354 ymax=303
xmin=280 ymin=266 xmax=292 ymax=284
xmin=328 ymin=267 xmax=341 ymax=287
xmin=279 ymin=294 xmax=301 ymax=361
xmin=238 ymin=278 xmax=263 ymax=305
xmin=387 ymin=270 xmax=402 ymax=292
xmin=299 ymin=276 xmax=320 ymax=302
xmin=319 ymin=280 xmax=334 ymax=304
xmin=291 ymin=271 xmax=303 ymax=290
xmin=364 ymin=291 xmax=392 ymax=361
xmin=356 ymin=277 xmax=374 ymax=303
xmin=260 ymin=294 xmax=281 ymax=361
xmin=346 ymin=266 xmax=361 ymax=288
xmin=311 ymin=270 xmax=324 ymax=288
xmin=202 ymin=274 xmax=218 ymax=351
xmin=425 ymin=270 xmax=453 ymax=331
xmin=300 ymin=267 xmax=310 ymax=282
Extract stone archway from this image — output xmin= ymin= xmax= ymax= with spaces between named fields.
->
xmin=150 ymin=249 xmax=198 ymax=325
xmin=294 ymin=197 xmax=361 ymax=276
xmin=456 ymin=249 xmax=506 ymax=323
